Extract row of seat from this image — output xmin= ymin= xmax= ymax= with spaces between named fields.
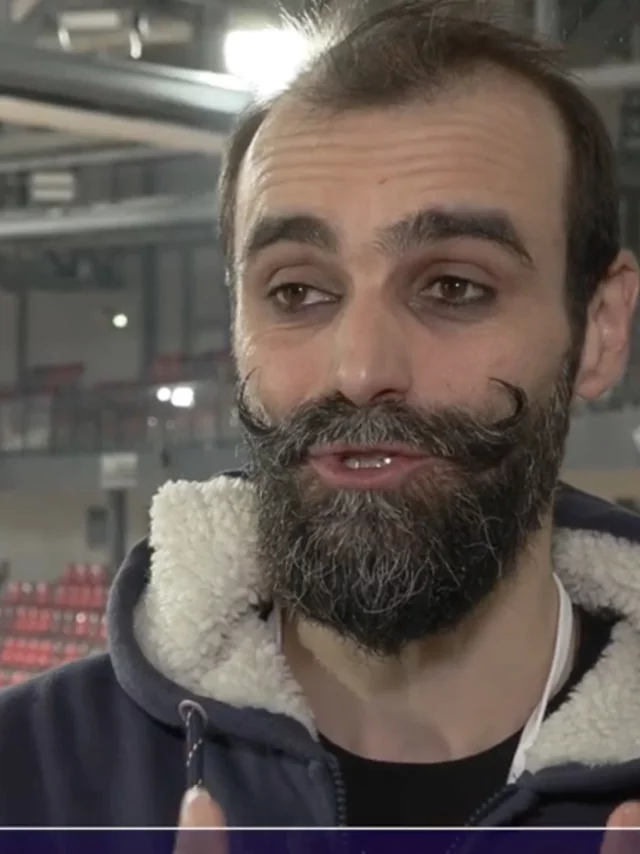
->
xmin=0 ymin=564 xmax=110 ymax=689
xmin=62 ymin=563 xmax=108 ymax=586
xmin=2 ymin=564 xmax=108 ymax=604
xmin=0 ymin=639 xmax=99 ymax=674
xmin=3 ymin=582 xmax=108 ymax=609
xmin=0 ymin=606 xmax=107 ymax=639
xmin=0 ymin=670 xmax=36 ymax=688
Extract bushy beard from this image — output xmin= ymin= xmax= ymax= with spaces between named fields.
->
xmin=238 ymin=364 xmax=576 ymax=657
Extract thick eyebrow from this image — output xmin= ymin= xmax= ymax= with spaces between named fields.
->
xmin=376 ymin=207 xmax=535 ymax=269
xmin=241 ymin=214 xmax=340 ymax=264
xmin=240 ymin=206 xmax=534 ymax=269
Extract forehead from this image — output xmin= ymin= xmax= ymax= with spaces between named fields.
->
xmin=234 ymin=71 xmax=569 ymax=261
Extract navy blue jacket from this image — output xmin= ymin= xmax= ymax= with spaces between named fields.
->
xmin=1 ymin=475 xmax=640 ymax=830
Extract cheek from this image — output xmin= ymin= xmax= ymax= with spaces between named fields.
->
xmin=234 ymin=318 xmax=330 ymax=418
xmin=413 ymin=311 xmax=570 ymax=409
xmin=408 ymin=327 xmax=514 ymax=407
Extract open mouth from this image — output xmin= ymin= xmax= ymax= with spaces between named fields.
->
xmin=308 ymin=446 xmax=428 ymax=488
xmin=339 ymin=453 xmax=396 ymax=470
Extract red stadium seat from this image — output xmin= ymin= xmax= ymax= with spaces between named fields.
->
xmin=35 ymin=583 xmax=50 ymax=606
xmin=0 ymin=606 xmax=13 ymax=630
xmin=64 ymin=643 xmax=78 ymax=661
xmin=0 ymin=559 xmax=108 ymax=681
xmin=38 ymin=608 xmax=52 ymax=633
xmin=3 ymin=582 xmax=19 ymax=604
xmin=54 ymin=610 xmax=64 ymax=632
xmin=34 ymin=641 xmax=53 ymax=668
xmin=69 ymin=586 xmax=82 ymax=608
xmin=14 ymin=606 xmax=26 ymax=632
xmin=61 ymin=611 xmax=75 ymax=636
xmin=88 ymin=564 xmax=106 ymax=585
xmin=93 ymin=586 xmax=107 ymax=609
xmin=19 ymin=583 xmax=34 ymax=604
xmin=0 ymin=641 xmax=12 ymax=666
xmin=26 ymin=608 xmax=39 ymax=634
xmin=75 ymin=612 xmax=88 ymax=637
xmin=75 ymin=565 xmax=89 ymax=586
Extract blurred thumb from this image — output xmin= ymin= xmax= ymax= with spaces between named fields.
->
xmin=174 ymin=787 xmax=228 ymax=854
xmin=179 ymin=787 xmax=227 ymax=828
xmin=601 ymin=802 xmax=640 ymax=854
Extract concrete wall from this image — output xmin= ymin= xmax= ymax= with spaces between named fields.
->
xmin=0 ymin=488 xmax=150 ymax=582
xmin=0 ymin=151 xmax=229 ymax=389
xmin=0 ymin=243 xmax=229 ymax=387
xmin=0 ymin=444 xmax=239 ymax=581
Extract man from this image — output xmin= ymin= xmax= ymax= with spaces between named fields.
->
xmin=1 ymin=0 xmax=640 ymax=836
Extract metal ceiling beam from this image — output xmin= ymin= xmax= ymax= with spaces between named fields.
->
xmin=36 ymin=17 xmax=193 ymax=52
xmin=0 ymin=142 xmax=204 ymax=174
xmin=0 ymin=130 xmax=106 ymax=158
xmin=0 ymin=192 xmax=216 ymax=248
xmin=0 ymin=39 xmax=249 ymax=128
xmin=0 ymin=34 xmax=634 ymax=165
xmin=533 ymin=0 xmax=559 ymax=41
xmin=0 ymin=40 xmax=251 ymax=152
xmin=574 ymin=63 xmax=640 ymax=90
xmin=0 ymin=96 xmax=227 ymax=154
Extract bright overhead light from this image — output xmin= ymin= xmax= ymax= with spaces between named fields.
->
xmin=112 ymin=313 xmax=128 ymax=329
xmin=223 ymin=27 xmax=309 ymax=97
xmin=171 ymin=386 xmax=195 ymax=409
xmin=156 ymin=386 xmax=172 ymax=403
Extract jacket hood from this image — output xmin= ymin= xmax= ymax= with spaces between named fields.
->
xmin=108 ymin=474 xmax=640 ymax=776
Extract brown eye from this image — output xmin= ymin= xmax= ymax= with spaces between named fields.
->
xmin=268 ymin=283 xmax=333 ymax=312
xmin=425 ymin=276 xmax=492 ymax=306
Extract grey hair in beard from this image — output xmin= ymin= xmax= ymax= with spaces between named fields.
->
xmin=237 ymin=363 xmax=576 ymax=656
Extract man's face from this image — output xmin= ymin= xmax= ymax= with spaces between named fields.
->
xmin=230 ymin=72 xmax=592 ymax=654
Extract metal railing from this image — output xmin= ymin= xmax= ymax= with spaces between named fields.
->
xmin=0 ymin=374 xmax=239 ymax=456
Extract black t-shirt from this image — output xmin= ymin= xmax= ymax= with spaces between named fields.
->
xmin=320 ymin=608 xmax=614 ymax=827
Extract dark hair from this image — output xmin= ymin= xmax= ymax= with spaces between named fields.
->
xmin=218 ymin=0 xmax=620 ymax=335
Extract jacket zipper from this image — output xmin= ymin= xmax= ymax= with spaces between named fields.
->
xmin=327 ymin=751 xmax=514 ymax=846
xmin=323 ymin=753 xmax=351 ymax=854
xmin=326 ymin=747 xmax=518 ymax=850
xmin=327 ymin=756 xmax=348 ymax=827
xmin=444 ymin=785 xmax=516 ymax=854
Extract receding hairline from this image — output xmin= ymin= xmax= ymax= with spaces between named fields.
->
xmin=231 ymin=61 xmax=571 ymax=264
xmin=265 ymin=59 xmax=570 ymax=136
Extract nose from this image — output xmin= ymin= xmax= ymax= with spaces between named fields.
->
xmin=328 ymin=298 xmax=412 ymax=406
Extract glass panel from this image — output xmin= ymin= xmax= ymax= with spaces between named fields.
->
xmin=0 ymin=398 xmax=24 ymax=453
xmin=0 ymin=370 xmax=241 ymax=456
xmin=22 ymin=394 xmax=51 ymax=451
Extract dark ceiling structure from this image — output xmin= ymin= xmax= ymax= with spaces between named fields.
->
xmin=0 ymin=0 xmax=636 ymax=294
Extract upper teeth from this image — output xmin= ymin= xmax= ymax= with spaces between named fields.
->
xmin=343 ymin=455 xmax=394 ymax=469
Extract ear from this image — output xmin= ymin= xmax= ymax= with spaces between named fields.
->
xmin=574 ymin=249 xmax=639 ymax=401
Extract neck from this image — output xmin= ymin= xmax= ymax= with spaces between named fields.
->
xmin=283 ymin=519 xmax=574 ymax=763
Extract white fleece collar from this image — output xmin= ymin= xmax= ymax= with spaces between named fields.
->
xmin=134 ymin=476 xmax=640 ymax=771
